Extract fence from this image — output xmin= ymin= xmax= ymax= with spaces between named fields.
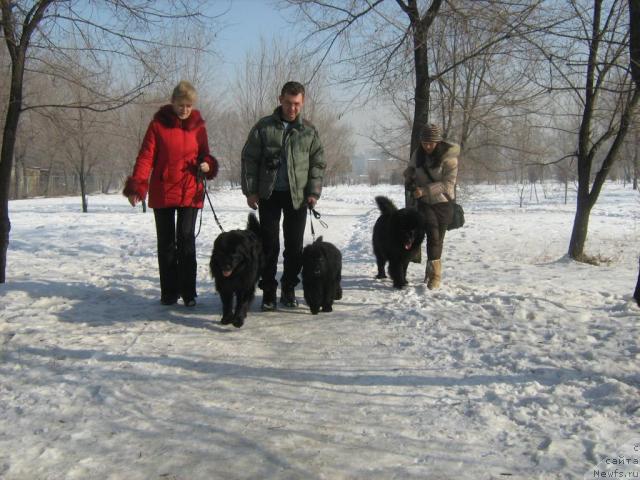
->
xmin=9 ymin=167 xmax=124 ymax=199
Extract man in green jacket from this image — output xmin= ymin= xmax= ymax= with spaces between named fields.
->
xmin=241 ymin=81 xmax=326 ymax=311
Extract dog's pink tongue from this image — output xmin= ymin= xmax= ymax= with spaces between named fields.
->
xmin=222 ymin=270 xmax=232 ymax=277
xmin=404 ymin=241 xmax=413 ymax=250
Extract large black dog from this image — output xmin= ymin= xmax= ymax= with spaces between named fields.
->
xmin=372 ymin=196 xmax=425 ymax=289
xmin=302 ymin=236 xmax=343 ymax=315
xmin=209 ymin=214 xmax=263 ymax=328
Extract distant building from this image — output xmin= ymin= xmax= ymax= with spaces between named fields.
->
xmin=349 ymin=149 xmax=401 ymax=184
xmin=10 ymin=165 xmax=50 ymax=199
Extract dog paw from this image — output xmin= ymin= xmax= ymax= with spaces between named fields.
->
xmin=321 ymin=305 xmax=333 ymax=313
xmin=375 ymin=273 xmax=387 ymax=279
xmin=221 ymin=314 xmax=234 ymax=325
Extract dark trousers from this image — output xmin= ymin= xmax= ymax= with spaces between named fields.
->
xmin=258 ymin=191 xmax=308 ymax=293
xmin=153 ymin=207 xmax=199 ymax=301
xmin=419 ymin=202 xmax=453 ymax=260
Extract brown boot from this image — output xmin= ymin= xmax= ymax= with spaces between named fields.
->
xmin=424 ymin=259 xmax=442 ymax=289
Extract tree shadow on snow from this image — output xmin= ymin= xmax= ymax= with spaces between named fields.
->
xmin=11 ymin=343 xmax=638 ymax=393
xmin=0 ymin=279 xmax=228 ymax=332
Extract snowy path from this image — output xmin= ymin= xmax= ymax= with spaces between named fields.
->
xmin=1 ymin=184 xmax=639 ymax=479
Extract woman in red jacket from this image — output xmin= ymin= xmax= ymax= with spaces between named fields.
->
xmin=124 ymin=80 xmax=218 ymax=307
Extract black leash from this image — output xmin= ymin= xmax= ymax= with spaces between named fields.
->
xmin=196 ymin=175 xmax=225 ymax=237
xmin=308 ymin=207 xmax=328 ymax=241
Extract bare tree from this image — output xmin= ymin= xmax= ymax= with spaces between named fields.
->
xmin=316 ymin=108 xmax=355 ymax=185
xmin=618 ymin=118 xmax=639 ymax=188
xmin=634 ymin=126 xmax=640 ymax=190
xmin=631 ymin=0 xmax=640 ymax=87
xmin=0 ymin=0 xmax=217 ymax=283
xmin=50 ymin=106 xmax=105 ymax=212
xmin=635 ymin=256 xmax=640 ymax=307
xmin=570 ymin=1 xmax=639 ymax=261
xmin=286 ymin=1 xmax=543 ymax=157
xmin=205 ymin=109 xmax=244 ymax=185
xmin=525 ymin=0 xmax=640 ymax=262
xmin=628 ymin=1 xmax=640 ymax=190
xmin=211 ymin=37 xmax=354 ymax=187
xmin=631 ymin=0 xmax=640 ymax=306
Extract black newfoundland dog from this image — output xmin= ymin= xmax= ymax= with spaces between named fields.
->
xmin=372 ymin=196 xmax=425 ymax=289
xmin=209 ymin=213 xmax=263 ymax=328
xmin=302 ymin=236 xmax=343 ymax=315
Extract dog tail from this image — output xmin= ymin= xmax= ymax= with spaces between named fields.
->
xmin=375 ymin=196 xmax=397 ymax=216
xmin=247 ymin=213 xmax=260 ymax=236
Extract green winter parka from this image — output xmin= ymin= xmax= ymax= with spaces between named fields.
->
xmin=241 ymin=107 xmax=325 ymax=209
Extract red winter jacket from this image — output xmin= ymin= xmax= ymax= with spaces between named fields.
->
xmin=123 ymin=105 xmax=218 ymax=209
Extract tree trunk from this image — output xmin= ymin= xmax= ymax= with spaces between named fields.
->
xmin=0 ymin=126 xmax=15 ymax=282
xmin=79 ymin=160 xmax=88 ymax=213
xmin=0 ymin=56 xmax=26 ymax=283
xmin=405 ymin=0 xmax=443 ymax=211
xmin=102 ymin=173 xmax=114 ymax=194
xmin=630 ymin=0 xmax=640 ymax=87
xmin=634 ymin=129 xmax=639 ymax=190
xmin=12 ymin=157 xmax=19 ymax=199
xmin=630 ymin=0 xmax=640 ymax=191
xmin=410 ymin=7 xmax=436 ymax=156
xmin=44 ymin=159 xmax=54 ymax=197
xmin=411 ymin=50 xmax=430 ymax=157
xmin=568 ymin=190 xmax=592 ymax=261
xmin=0 ymin=0 xmax=54 ymax=283
xmin=634 ymin=257 xmax=640 ymax=307
xmin=568 ymin=0 xmax=600 ymax=262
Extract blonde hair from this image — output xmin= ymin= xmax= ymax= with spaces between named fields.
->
xmin=171 ymin=80 xmax=197 ymax=103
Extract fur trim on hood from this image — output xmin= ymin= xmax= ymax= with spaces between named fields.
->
xmin=155 ymin=105 xmax=205 ymax=131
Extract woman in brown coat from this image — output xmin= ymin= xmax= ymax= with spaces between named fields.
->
xmin=404 ymin=124 xmax=459 ymax=289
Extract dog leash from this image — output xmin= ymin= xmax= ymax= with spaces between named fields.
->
xmin=196 ymin=174 xmax=225 ymax=237
xmin=308 ymin=207 xmax=328 ymax=241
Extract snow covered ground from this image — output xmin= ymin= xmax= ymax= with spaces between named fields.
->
xmin=1 ymin=182 xmax=639 ymax=480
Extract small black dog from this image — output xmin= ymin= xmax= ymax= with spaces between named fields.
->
xmin=209 ymin=214 xmax=263 ymax=328
xmin=372 ymin=196 xmax=425 ymax=289
xmin=302 ymin=236 xmax=342 ymax=314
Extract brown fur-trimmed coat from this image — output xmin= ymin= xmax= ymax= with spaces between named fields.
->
xmin=404 ymin=141 xmax=459 ymax=206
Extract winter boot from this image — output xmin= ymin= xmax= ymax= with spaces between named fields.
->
xmin=261 ymin=288 xmax=277 ymax=312
xmin=424 ymin=259 xmax=442 ymax=290
xmin=280 ymin=285 xmax=299 ymax=308
xmin=160 ymin=294 xmax=178 ymax=306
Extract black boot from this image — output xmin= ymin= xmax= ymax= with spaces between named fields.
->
xmin=160 ymin=294 xmax=178 ymax=306
xmin=261 ymin=288 xmax=277 ymax=312
xmin=280 ymin=285 xmax=298 ymax=308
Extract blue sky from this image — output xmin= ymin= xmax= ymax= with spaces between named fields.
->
xmin=209 ymin=0 xmax=295 ymax=74
xmin=204 ymin=0 xmax=378 ymax=151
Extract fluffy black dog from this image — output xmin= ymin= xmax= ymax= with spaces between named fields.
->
xmin=372 ymin=196 xmax=425 ymax=289
xmin=301 ymin=236 xmax=343 ymax=315
xmin=209 ymin=214 xmax=263 ymax=328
